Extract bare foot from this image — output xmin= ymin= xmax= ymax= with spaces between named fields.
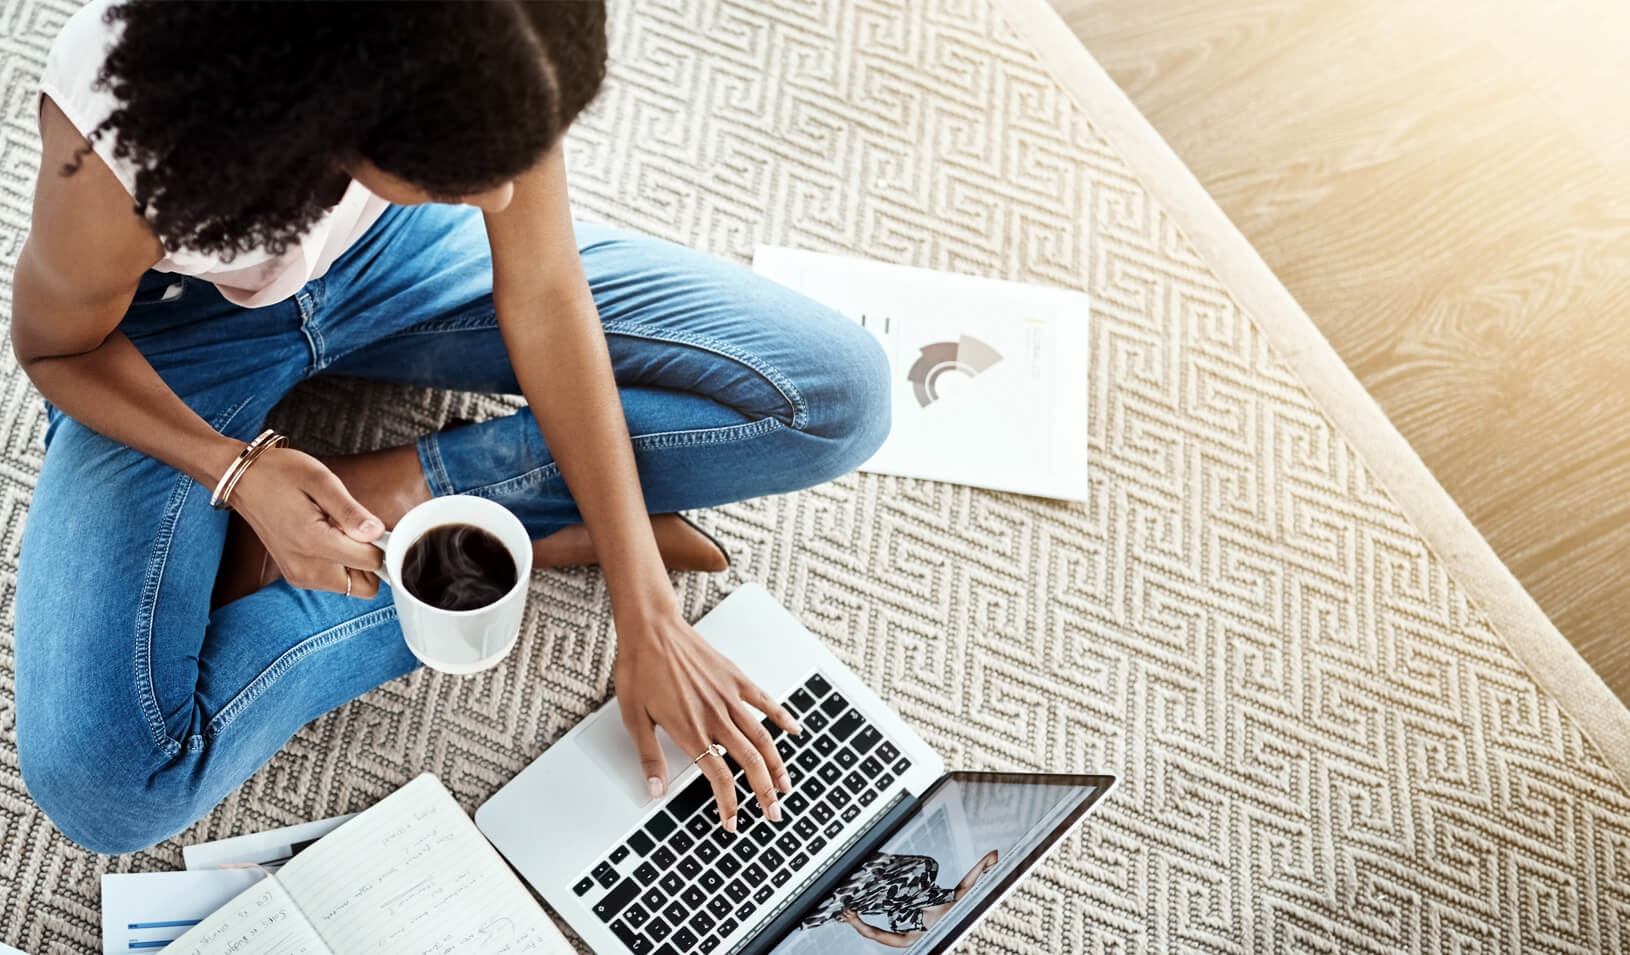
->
xmin=533 ymin=514 xmax=729 ymax=573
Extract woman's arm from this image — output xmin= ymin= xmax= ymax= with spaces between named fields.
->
xmin=10 ymin=96 xmax=386 ymax=595
xmin=481 ymin=146 xmax=797 ymax=824
xmin=839 ymin=909 xmax=918 ymax=948
xmin=951 ymin=849 xmax=999 ymax=899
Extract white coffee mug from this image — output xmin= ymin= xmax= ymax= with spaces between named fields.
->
xmin=369 ymin=495 xmax=533 ymax=675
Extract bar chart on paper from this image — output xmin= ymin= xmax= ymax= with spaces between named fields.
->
xmin=753 ymin=247 xmax=1090 ymax=500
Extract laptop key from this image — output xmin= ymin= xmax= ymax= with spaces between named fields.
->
xmin=659 ymin=873 xmax=684 ymax=896
xmin=795 ymin=751 xmax=820 ymax=773
xmin=842 ymin=804 xmax=861 ymax=823
xmin=859 ymin=789 xmax=877 ymax=807
xmin=893 ymin=756 xmax=913 ymax=775
xmin=573 ymin=876 xmax=594 ymax=897
xmin=744 ymin=862 xmax=767 ymax=884
xmin=828 ymin=788 xmax=851 ymax=809
xmin=718 ymin=854 xmax=741 ymax=876
xmin=648 ymin=920 xmax=671 ymax=942
xmin=689 ymin=911 xmax=716 ymax=936
xmin=819 ymin=693 xmax=848 ymax=718
xmin=803 ymin=711 xmax=829 ymax=734
xmin=645 ymin=811 xmax=678 ymax=841
xmin=735 ymin=840 xmax=759 ymax=861
xmin=795 ymin=818 xmax=819 ymax=839
xmin=817 ymin=763 xmax=841 ymax=784
xmin=673 ymin=928 xmax=699 ymax=951
xmin=830 ymin=709 xmax=864 ymax=741
xmin=707 ymin=894 xmax=732 ymax=918
xmin=776 ymin=832 xmax=801 ymax=855
xmin=663 ymin=901 xmax=688 ymax=926
xmin=696 ymin=840 xmax=719 ymax=863
xmin=878 ymin=742 xmax=900 ymax=764
xmin=786 ymin=792 xmax=810 ymax=814
xmin=677 ymin=857 xmax=701 ymax=880
xmin=669 ymin=774 xmax=715 ymax=822
xmin=760 ymin=847 xmax=784 ymax=869
xmin=808 ymin=835 xmax=827 ymax=854
xmin=634 ymin=862 xmax=659 ymax=886
xmin=593 ymin=862 xmax=619 ymax=889
xmin=805 ymin=674 xmax=832 ymax=697
xmin=805 ymin=777 xmax=827 ymax=799
xmin=700 ymin=939 xmax=721 ymax=954
xmin=859 ymin=756 xmax=885 ymax=777
xmin=835 ymin=748 xmax=858 ymax=769
xmin=625 ymin=904 xmax=650 ymax=929
xmin=772 ymin=869 xmax=791 ymax=887
xmin=762 ymin=715 xmax=784 ymax=740
xmin=717 ymin=917 xmax=739 ymax=938
xmin=594 ymin=878 xmax=640 ymax=922
xmin=641 ymin=888 xmax=663 ymax=912
xmin=844 ymin=771 xmax=867 ymax=794
xmin=724 ymin=878 xmax=750 ymax=903
xmin=611 ymin=919 xmax=649 ymax=953
xmin=653 ymin=846 xmax=677 ymax=869
xmin=790 ymin=851 xmax=810 ymax=870
xmin=686 ymin=814 xmax=712 ymax=839
xmin=877 ymin=772 xmax=895 ymax=790
xmin=628 ymin=830 xmax=656 ymax=857
xmin=776 ymin=738 xmax=795 ymax=761
xmin=670 ymin=831 xmax=695 ymax=854
xmin=814 ymin=738 xmax=838 ymax=758
xmin=852 ymin=726 xmax=882 ymax=754
xmin=681 ymin=885 xmax=706 ymax=908
xmin=788 ymin=688 xmax=815 ymax=713
xmin=750 ymin=824 xmax=776 ymax=846
xmin=699 ymin=870 xmax=724 ymax=893
xmin=611 ymin=845 xmax=631 ymax=864
xmin=753 ymin=884 xmax=774 ymax=904
xmin=736 ymin=900 xmax=757 ymax=921
xmin=824 ymin=820 xmax=843 ymax=838
xmin=810 ymin=804 xmax=834 ymax=825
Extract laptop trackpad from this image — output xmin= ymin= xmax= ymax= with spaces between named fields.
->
xmin=573 ymin=703 xmax=696 ymax=808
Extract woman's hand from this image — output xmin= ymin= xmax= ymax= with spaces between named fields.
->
xmin=228 ymin=446 xmax=385 ymax=598
xmin=839 ymin=908 xmax=863 ymax=927
xmin=614 ymin=604 xmax=802 ymax=830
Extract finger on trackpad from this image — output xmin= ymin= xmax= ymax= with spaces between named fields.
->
xmin=573 ymin=706 xmax=695 ymax=806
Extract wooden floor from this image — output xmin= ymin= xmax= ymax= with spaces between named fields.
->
xmin=1051 ymin=0 xmax=1630 ymax=698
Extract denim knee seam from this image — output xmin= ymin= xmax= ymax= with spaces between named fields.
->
xmin=455 ymin=417 xmax=786 ymax=501
xmin=418 ymin=430 xmax=458 ymax=497
xmin=604 ymin=321 xmax=809 ymax=430
xmin=135 ymin=394 xmax=256 ymax=754
xmin=206 ymin=605 xmax=399 ymax=739
xmin=323 ymin=304 xmax=499 ymax=371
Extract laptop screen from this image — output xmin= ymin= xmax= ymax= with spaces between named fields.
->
xmin=765 ymin=773 xmax=1108 ymax=954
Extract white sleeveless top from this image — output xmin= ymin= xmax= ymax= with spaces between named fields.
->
xmin=38 ymin=0 xmax=390 ymax=308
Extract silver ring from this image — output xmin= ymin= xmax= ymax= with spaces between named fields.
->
xmin=691 ymin=742 xmax=726 ymax=766
xmin=343 ymin=568 xmax=354 ymax=599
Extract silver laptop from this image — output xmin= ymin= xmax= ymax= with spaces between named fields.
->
xmin=477 ymin=583 xmax=1115 ymax=954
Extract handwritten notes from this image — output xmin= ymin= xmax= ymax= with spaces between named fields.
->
xmin=162 ymin=880 xmax=326 ymax=955
xmin=165 ymin=775 xmax=571 ymax=954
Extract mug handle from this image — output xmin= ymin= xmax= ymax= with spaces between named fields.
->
xmin=369 ymin=530 xmax=395 ymax=588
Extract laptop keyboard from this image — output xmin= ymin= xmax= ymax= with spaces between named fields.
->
xmin=573 ymin=671 xmax=915 ymax=955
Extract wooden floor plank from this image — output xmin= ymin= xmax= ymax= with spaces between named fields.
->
xmin=1051 ymin=0 xmax=1630 ymax=696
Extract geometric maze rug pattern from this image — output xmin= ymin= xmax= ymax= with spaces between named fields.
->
xmin=2 ymin=0 xmax=1628 ymax=951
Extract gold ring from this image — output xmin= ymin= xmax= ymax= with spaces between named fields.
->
xmin=343 ymin=568 xmax=354 ymax=599
xmin=691 ymin=742 xmax=726 ymax=765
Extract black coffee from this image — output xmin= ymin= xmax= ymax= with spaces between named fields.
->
xmin=401 ymin=523 xmax=517 ymax=611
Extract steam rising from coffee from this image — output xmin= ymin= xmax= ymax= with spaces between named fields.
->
xmin=401 ymin=523 xmax=518 ymax=612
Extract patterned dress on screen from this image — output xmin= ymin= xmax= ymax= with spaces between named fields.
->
xmin=800 ymin=852 xmax=957 ymax=933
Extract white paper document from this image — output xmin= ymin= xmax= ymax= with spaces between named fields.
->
xmin=753 ymin=247 xmax=1090 ymax=500
xmin=184 ymin=812 xmax=356 ymax=872
xmin=100 ymin=869 xmax=270 ymax=954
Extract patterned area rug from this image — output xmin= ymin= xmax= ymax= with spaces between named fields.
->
xmin=4 ymin=0 xmax=1629 ymax=952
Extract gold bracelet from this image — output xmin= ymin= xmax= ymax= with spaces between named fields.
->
xmin=209 ymin=429 xmax=289 ymax=510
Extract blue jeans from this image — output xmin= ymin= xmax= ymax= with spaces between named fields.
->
xmin=13 ymin=204 xmax=889 ymax=854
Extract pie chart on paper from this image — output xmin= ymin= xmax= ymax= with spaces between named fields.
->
xmin=906 ymin=335 xmax=1003 ymax=407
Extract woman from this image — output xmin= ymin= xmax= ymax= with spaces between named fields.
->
xmin=10 ymin=0 xmax=889 ymax=855
xmin=801 ymin=849 xmax=1001 ymax=947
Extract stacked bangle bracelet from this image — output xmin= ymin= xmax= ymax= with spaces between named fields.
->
xmin=209 ymin=428 xmax=289 ymax=510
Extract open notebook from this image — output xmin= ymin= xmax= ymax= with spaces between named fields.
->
xmin=167 ymin=774 xmax=572 ymax=954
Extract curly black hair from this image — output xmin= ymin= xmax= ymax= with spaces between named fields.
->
xmin=62 ymin=1 xmax=607 ymax=260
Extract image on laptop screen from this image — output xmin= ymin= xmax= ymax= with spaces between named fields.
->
xmin=767 ymin=775 xmax=1105 ymax=953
